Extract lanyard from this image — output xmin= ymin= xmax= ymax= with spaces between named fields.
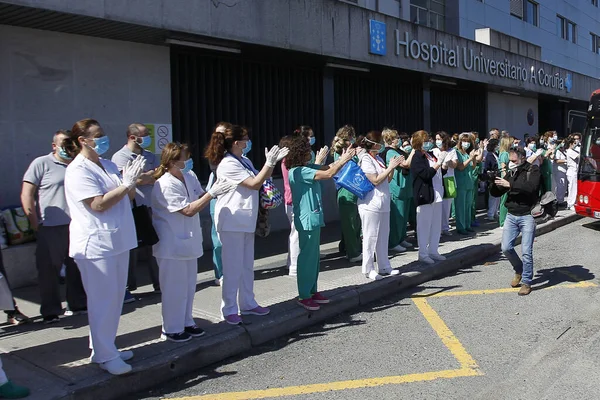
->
xmin=368 ymin=153 xmax=386 ymax=169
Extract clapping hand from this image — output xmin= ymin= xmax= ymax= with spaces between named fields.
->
xmin=389 ymin=155 xmax=403 ymax=169
xmin=339 ymin=147 xmax=356 ymax=164
xmin=265 ymin=145 xmax=290 ymax=167
xmin=208 ymin=178 xmax=237 ymax=198
xmin=122 ymin=155 xmax=146 ymax=189
xmin=315 ymin=146 xmax=329 ymax=165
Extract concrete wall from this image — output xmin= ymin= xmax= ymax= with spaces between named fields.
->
xmin=458 ymin=0 xmax=600 ymax=79
xmin=0 ymin=24 xmax=171 ymax=208
xmin=487 ymin=92 xmax=538 ymax=140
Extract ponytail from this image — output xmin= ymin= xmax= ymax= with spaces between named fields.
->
xmin=153 ymin=164 xmax=169 ymax=180
xmin=62 ymin=136 xmax=80 ymax=159
xmin=205 ymin=130 xmax=227 ymax=166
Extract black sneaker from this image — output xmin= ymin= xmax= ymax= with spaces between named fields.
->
xmin=43 ymin=315 xmax=60 ymax=324
xmin=6 ymin=310 xmax=30 ymax=326
xmin=161 ymin=332 xmax=192 ymax=343
xmin=184 ymin=325 xmax=206 ymax=338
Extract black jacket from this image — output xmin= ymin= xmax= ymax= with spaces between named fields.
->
xmin=411 ymin=151 xmax=438 ymax=206
xmin=490 ymin=162 xmax=541 ymax=216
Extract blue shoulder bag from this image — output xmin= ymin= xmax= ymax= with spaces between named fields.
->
xmin=333 ymin=160 xmax=375 ymax=200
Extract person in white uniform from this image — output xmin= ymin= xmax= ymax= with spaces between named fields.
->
xmin=205 ymin=125 xmax=289 ymax=325
xmin=410 ymin=131 xmax=448 ymax=264
xmin=432 ymin=131 xmax=457 ymax=235
xmin=152 ymin=143 xmax=235 ymax=343
xmin=63 ymin=119 xmax=145 ymax=376
xmin=357 ymin=131 xmax=404 ymax=281
xmin=566 ymin=134 xmax=581 ymax=210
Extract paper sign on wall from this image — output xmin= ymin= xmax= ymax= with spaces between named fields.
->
xmin=144 ymin=124 xmax=173 ymax=154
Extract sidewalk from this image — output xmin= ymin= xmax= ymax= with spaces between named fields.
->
xmin=0 ymin=209 xmax=581 ymax=400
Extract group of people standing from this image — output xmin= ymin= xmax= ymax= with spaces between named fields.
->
xmin=5 ymin=118 xmax=577 ymax=384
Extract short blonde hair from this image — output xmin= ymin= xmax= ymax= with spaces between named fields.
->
xmin=382 ymin=128 xmax=399 ymax=145
xmin=331 ymin=124 xmax=356 ymax=155
xmin=411 ymin=130 xmax=429 ymax=151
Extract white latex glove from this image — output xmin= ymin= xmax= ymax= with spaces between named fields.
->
xmin=265 ymin=146 xmax=290 ymax=167
xmin=208 ymin=178 xmax=236 ymax=198
xmin=122 ymin=155 xmax=146 ymax=189
xmin=315 ymin=146 xmax=329 ymax=165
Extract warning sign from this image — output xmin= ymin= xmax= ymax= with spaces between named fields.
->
xmin=144 ymin=123 xmax=173 ymax=154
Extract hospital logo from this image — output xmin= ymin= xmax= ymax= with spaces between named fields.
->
xmin=369 ymin=20 xmax=386 ymax=56
xmin=565 ymin=73 xmax=572 ymax=93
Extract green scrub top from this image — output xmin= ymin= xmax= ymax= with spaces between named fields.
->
xmin=289 ymin=164 xmax=325 ymax=231
xmin=498 ymin=151 xmax=509 ymax=177
xmin=334 ymin=152 xmax=359 ymax=203
xmin=385 ymin=148 xmax=412 ymax=199
xmin=455 ymin=151 xmax=473 ymax=189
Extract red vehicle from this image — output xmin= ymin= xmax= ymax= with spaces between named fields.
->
xmin=575 ymin=89 xmax=600 ymax=219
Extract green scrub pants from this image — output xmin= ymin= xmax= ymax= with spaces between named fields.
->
xmin=389 ymin=197 xmax=410 ymax=248
xmin=456 ymin=189 xmax=474 ymax=233
xmin=338 ymin=191 xmax=361 ymax=258
xmin=297 ymin=228 xmax=321 ymax=300
xmin=499 ymin=193 xmax=508 ymax=227
xmin=471 ymin=179 xmax=479 ymax=221
xmin=210 ymin=198 xmax=222 ymax=280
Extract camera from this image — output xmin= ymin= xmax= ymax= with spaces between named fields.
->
xmin=480 ymin=169 xmax=500 ymax=183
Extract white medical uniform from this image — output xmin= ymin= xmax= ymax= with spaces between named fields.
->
xmin=215 ymin=154 xmax=260 ymax=317
xmin=358 ymin=153 xmax=392 ymax=275
xmin=554 ymin=148 xmax=568 ymax=203
xmin=64 ymin=154 xmax=137 ymax=364
xmin=566 ymin=147 xmax=580 ymax=208
xmin=433 ymin=148 xmax=458 ymax=231
xmin=152 ymin=171 xmax=204 ymax=335
xmin=416 ymin=153 xmax=444 ymax=259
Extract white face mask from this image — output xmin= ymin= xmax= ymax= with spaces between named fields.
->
xmin=508 ymin=161 xmax=519 ymax=170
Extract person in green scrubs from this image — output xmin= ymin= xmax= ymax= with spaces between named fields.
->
xmin=331 ymin=125 xmax=362 ymax=262
xmin=454 ymin=133 xmax=479 ymax=234
xmin=286 ymin=135 xmax=356 ymax=311
xmin=497 ymin=136 xmax=513 ymax=227
xmin=382 ymin=129 xmax=415 ymax=250
xmin=539 ymin=131 xmax=556 ymax=195
xmin=471 ymin=134 xmax=485 ymax=227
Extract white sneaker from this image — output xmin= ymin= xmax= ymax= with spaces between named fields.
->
xmin=288 ymin=267 xmax=298 ymax=277
xmin=400 ymin=241 xmax=413 ymax=248
xmin=441 ymin=230 xmax=453 ymax=236
xmin=214 ymin=277 xmax=223 ymax=286
xmin=367 ymin=271 xmax=383 ymax=281
xmin=419 ymin=256 xmax=435 ymax=265
xmin=390 ymin=245 xmax=406 ymax=252
xmin=380 ymin=269 xmax=401 ymax=276
xmin=119 ymin=350 xmax=134 ymax=362
xmin=429 ymin=254 xmax=446 ymax=261
xmin=99 ymin=358 xmax=132 ymax=375
xmin=348 ymin=254 xmax=363 ymax=263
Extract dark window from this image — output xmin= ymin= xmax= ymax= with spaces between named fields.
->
xmin=410 ymin=0 xmax=445 ymax=31
xmin=557 ymin=15 xmax=577 ymax=43
xmin=511 ymin=0 xmax=538 ymax=26
xmin=592 ymin=33 xmax=600 ymax=54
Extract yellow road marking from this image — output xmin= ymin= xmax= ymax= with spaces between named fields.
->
xmin=411 ymin=298 xmax=481 ymax=371
xmin=413 ymin=281 xmax=596 ymax=298
xmin=173 ymin=368 xmax=481 ymax=400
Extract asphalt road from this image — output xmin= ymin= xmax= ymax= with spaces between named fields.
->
xmin=131 ymin=217 xmax=600 ymax=400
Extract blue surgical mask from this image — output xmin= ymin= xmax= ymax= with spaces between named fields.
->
xmin=461 ymin=142 xmax=470 ymax=150
xmin=435 ymin=140 xmax=443 ymax=148
xmin=309 ymin=137 xmax=316 ymax=146
xmin=528 ymin=143 xmax=537 ymax=152
xmin=138 ymin=136 xmax=152 ymax=149
xmin=423 ymin=142 xmax=434 ymax=152
xmin=475 ymin=138 xmax=480 ymax=145
xmin=377 ymin=144 xmax=385 ymax=154
xmin=181 ymin=158 xmax=193 ymax=173
xmin=91 ymin=136 xmax=110 ymax=156
xmin=242 ymin=140 xmax=252 ymax=155
xmin=57 ymin=147 xmax=72 ymax=160
xmin=350 ymin=139 xmax=356 ymax=145
xmin=403 ymin=145 xmax=412 ymax=153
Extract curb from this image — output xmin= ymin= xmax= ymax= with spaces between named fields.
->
xmin=65 ymin=213 xmax=582 ymax=400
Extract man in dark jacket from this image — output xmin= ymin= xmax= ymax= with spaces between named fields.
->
xmin=491 ymin=147 xmax=541 ymax=296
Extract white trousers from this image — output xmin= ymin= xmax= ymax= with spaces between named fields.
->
xmin=359 ymin=209 xmax=391 ymax=274
xmin=567 ymin=172 xmax=578 ymax=208
xmin=487 ymin=195 xmax=501 ymax=218
xmin=76 ymin=251 xmax=129 ymax=364
xmin=285 ymin=204 xmax=299 ymax=275
xmin=218 ymin=231 xmax=259 ymax=317
xmin=417 ymin=202 xmax=443 ymax=259
xmin=158 ymin=258 xmax=197 ymax=334
xmin=555 ymin=170 xmax=567 ymax=203
xmin=441 ymin=198 xmax=453 ymax=232
xmin=0 ymin=357 xmax=7 ymax=386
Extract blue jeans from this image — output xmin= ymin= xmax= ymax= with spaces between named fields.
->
xmin=501 ymin=213 xmax=536 ymax=285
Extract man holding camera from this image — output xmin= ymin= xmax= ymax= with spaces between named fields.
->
xmin=491 ymin=147 xmax=541 ymax=296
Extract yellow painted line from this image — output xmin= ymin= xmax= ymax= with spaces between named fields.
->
xmin=411 ymin=298 xmax=481 ymax=371
xmin=413 ymin=281 xmax=596 ymax=298
xmin=170 ymin=368 xmax=481 ymax=400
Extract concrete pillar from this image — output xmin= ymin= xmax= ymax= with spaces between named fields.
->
xmin=423 ymin=77 xmax=431 ymax=132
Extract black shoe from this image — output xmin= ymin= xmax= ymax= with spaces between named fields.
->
xmin=161 ymin=332 xmax=192 ymax=343
xmin=6 ymin=310 xmax=30 ymax=326
xmin=184 ymin=325 xmax=206 ymax=338
xmin=43 ymin=315 xmax=60 ymax=324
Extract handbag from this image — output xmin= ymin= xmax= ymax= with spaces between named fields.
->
xmin=443 ymin=176 xmax=457 ymax=199
xmin=131 ymin=200 xmax=159 ymax=248
xmin=259 ymin=178 xmax=283 ymax=210
xmin=333 ymin=161 xmax=375 ymax=200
